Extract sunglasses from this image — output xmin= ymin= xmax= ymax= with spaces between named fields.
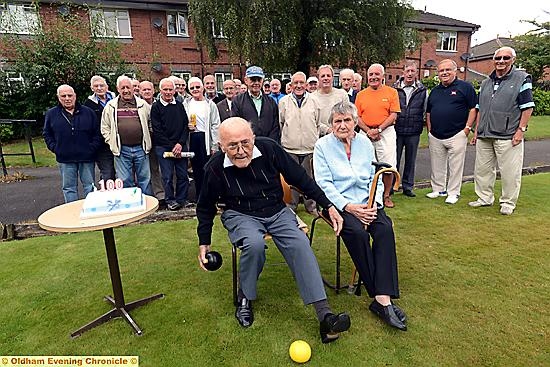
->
xmin=189 ymin=86 xmax=201 ymax=90
xmin=494 ymin=55 xmax=512 ymax=61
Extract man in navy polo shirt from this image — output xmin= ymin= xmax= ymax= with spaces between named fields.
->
xmin=426 ymin=59 xmax=477 ymax=204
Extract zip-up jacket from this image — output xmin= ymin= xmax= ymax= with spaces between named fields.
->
xmin=393 ymin=79 xmax=427 ymax=136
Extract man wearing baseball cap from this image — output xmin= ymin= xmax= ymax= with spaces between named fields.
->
xmin=231 ymin=66 xmax=280 ymax=142
xmin=306 ymin=76 xmax=318 ymax=93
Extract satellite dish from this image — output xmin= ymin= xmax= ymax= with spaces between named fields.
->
xmin=424 ymin=59 xmax=436 ymax=68
xmin=460 ymin=53 xmax=472 ymax=61
xmin=58 ymin=5 xmax=70 ymax=16
xmin=152 ymin=62 xmax=162 ymax=72
xmin=152 ymin=18 xmax=163 ymax=29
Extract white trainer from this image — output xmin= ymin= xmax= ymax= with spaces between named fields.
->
xmin=426 ymin=191 xmax=447 ymax=199
xmin=500 ymin=206 xmax=514 ymax=215
xmin=445 ymin=195 xmax=459 ymax=204
xmin=468 ymin=199 xmax=493 ymax=207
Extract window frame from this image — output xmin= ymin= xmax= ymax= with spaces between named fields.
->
xmin=90 ymin=8 xmax=132 ymax=39
xmin=436 ymin=31 xmax=457 ymax=52
xmin=0 ymin=2 xmax=40 ymax=35
xmin=166 ymin=11 xmax=188 ymax=37
xmin=215 ymin=72 xmax=233 ymax=91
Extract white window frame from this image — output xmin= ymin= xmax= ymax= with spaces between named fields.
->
xmin=437 ymin=31 xmax=457 ymax=52
xmin=171 ymin=71 xmax=192 ymax=82
xmin=167 ymin=11 xmax=188 ymax=37
xmin=215 ymin=72 xmax=233 ymax=91
xmin=212 ymin=20 xmax=225 ymax=38
xmin=0 ymin=3 xmax=40 ymax=35
xmin=90 ymin=8 xmax=132 ymax=39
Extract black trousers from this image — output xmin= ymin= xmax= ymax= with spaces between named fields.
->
xmin=339 ymin=209 xmax=400 ymax=298
xmin=396 ymin=134 xmax=420 ymax=191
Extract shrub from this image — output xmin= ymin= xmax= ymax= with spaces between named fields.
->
xmin=533 ymin=88 xmax=550 ymax=116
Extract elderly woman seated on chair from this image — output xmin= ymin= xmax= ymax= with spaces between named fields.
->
xmin=196 ymin=117 xmax=351 ymax=343
xmin=313 ymin=101 xmax=407 ymax=331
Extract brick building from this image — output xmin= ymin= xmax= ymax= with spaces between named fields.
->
xmin=1 ymin=1 xmax=479 ymax=89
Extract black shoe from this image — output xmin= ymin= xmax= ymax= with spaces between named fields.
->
xmin=157 ymin=199 xmax=167 ymax=210
xmin=369 ymin=300 xmax=407 ymax=331
xmin=392 ymin=303 xmax=407 ymax=323
xmin=403 ymin=189 xmax=416 ymax=197
xmin=319 ymin=312 xmax=351 ymax=344
xmin=167 ymin=202 xmax=182 ymax=211
xmin=235 ymin=298 xmax=253 ymax=328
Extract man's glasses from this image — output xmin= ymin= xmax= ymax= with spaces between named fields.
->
xmin=227 ymin=139 xmax=253 ymax=152
xmin=494 ymin=55 xmax=512 ymax=61
xmin=189 ymin=86 xmax=201 ymax=90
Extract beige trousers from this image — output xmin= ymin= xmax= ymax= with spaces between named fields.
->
xmin=428 ymin=131 xmax=468 ymax=196
xmin=473 ymin=138 xmax=524 ymax=209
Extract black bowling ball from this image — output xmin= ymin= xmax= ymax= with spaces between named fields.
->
xmin=204 ymin=251 xmax=223 ymax=271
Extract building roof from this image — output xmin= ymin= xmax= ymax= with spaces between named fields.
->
xmin=407 ymin=10 xmax=480 ymax=32
xmin=466 ymin=68 xmax=489 ymax=82
xmin=470 ymin=38 xmax=515 ymax=61
xmin=43 ymin=0 xmax=187 ymax=11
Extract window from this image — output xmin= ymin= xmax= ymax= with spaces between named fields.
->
xmin=90 ymin=8 xmax=131 ymax=38
xmin=332 ymin=73 xmax=340 ymax=88
xmin=171 ymin=71 xmax=192 ymax=82
xmin=267 ymin=73 xmax=291 ymax=81
xmin=437 ymin=31 xmax=457 ymax=52
xmin=212 ymin=20 xmax=225 ymax=38
xmin=167 ymin=12 xmax=188 ymax=37
xmin=0 ymin=3 xmax=40 ymax=35
xmin=215 ymin=72 xmax=233 ymax=91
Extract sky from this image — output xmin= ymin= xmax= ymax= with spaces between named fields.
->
xmin=410 ymin=0 xmax=549 ymax=45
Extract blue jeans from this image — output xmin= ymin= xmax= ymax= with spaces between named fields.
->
xmin=114 ymin=145 xmax=152 ymax=195
xmin=155 ymin=146 xmax=189 ymax=204
xmin=58 ymin=162 xmax=95 ymax=203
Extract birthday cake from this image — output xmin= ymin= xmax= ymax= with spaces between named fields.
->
xmin=80 ymin=187 xmax=146 ymax=219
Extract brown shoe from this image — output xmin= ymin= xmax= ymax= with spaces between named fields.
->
xmin=384 ymin=196 xmax=394 ymax=208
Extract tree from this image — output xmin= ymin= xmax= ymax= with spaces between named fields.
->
xmin=189 ymin=0 xmax=415 ymax=74
xmin=514 ymin=12 xmax=550 ymax=82
xmin=0 ymin=2 xmax=129 ymax=122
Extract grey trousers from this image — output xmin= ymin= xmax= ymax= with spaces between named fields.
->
xmin=221 ymin=207 xmax=327 ymax=305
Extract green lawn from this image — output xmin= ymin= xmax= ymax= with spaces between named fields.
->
xmin=1 ymin=176 xmax=549 ymax=366
xmin=1 ymin=115 xmax=549 ymax=168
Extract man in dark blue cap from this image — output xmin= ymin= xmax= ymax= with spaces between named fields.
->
xmin=231 ymin=66 xmax=280 ymax=143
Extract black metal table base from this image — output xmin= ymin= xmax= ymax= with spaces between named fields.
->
xmin=70 ymin=293 xmax=164 ymax=338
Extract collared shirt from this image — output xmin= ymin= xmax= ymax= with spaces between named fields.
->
xmin=159 ymin=97 xmax=177 ymax=106
xmin=223 ymin=145 xmax=262 ymax=167
xmin=248 ymin=91 xmax=263 ymax=116
xmin=97 ymin=92 xmax=113 ymax=108
xmin=400 ymin=80 xmax=417 ymax=104
xmin=291 ymin=92 xmax=306 ymax=108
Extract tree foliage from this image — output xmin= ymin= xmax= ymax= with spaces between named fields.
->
xmin=514 ymin=12 xmax=550 ymax=82
xmin=0 ymin=3 xmax=128 ymax=122
xmin=189 ymin=0 xmax=415 ymax=74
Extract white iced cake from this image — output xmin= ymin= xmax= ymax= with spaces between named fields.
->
xmin=80 ymin=188 xmax=146 ymax=219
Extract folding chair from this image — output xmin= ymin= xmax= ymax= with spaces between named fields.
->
xmin=231 ymin=175 xmax=308 ymax=305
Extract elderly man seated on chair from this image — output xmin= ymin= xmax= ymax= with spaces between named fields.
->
xmin=313 ymin=101 xmax=407 ymax=331
xmin=196 ymin=117 xmax=351 ymax=343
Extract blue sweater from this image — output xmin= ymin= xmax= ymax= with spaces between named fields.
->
xmin=314 ymin=133 xmax=384 ymax=210
xmin=43 ymin=103 xmax=102 ymax=163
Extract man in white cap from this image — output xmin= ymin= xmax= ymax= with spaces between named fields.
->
xmin=306 ymin=76 xmax=318 ymax=93
xmin=231 ymin=65 xmax=280 ymax=142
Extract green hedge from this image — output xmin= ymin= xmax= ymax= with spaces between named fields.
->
xmin=533 ymin=89 xmax=550 ymax=116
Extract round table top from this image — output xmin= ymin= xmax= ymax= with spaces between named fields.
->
xmin=38 ymin=195 xmax=159 ymax=233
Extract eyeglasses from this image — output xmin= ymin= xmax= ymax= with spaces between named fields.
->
xmin=189 ymin=86 xmax=201 ymax=90
xmin=494 ymin=55 xmax=512 ymax=61
xmin=227 ymin=139 xmax=253 ymax=152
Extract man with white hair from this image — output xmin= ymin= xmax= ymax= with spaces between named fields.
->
xmin=278 ymin=71 xmax=321 ymax=215
xmin=44 ymin=84 xmax=102 ymax=202
xmin=353 ymin=73 xmax=363 ymax=92
xmin=84 ymin=75 xmax=116 ymax=181
xmin=470 ymin=46 xmax=535 ymax=215
xmin=151 ymin=78 xmax=191 ymax=210
xmin=217 ymin=79 xmax=236 ymax=122
xmin=339 ymin=68 xmax=358 ymax=103
xmin=268 ymin=78 xmax=285 ymax=104
xmin=355 ymin=63 xmax=401 ymax=208
xmin=183 ymin=76 xmax=221 ymax=200
xmin=101 ymin=75 xmax=153 ymax=195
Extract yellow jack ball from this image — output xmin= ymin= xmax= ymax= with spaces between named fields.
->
xmin=289 ymin=340 xmax=311 ymax=363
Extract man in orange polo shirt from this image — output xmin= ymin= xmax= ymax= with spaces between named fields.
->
xmin=355 ymin=63 xmax=400 ymax=208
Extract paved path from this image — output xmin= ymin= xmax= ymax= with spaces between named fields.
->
xmin=1 ymin=139 xmax=549 ymax=225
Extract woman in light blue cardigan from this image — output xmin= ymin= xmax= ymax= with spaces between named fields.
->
xmin=313 ymin=101 xmax=407 ymax=331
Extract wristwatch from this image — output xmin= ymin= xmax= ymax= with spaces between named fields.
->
xmin=519 ymin=126 xmax=528 ymax=132
xmin=377 ymin=127 xmax=383 ymax=134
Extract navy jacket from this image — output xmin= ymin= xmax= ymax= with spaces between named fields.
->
xmin=393 ymin=79 xmax=427 ymax=136
xmin=231 ymin=92 xmax=281 ymax=143
xmin=43 ymin=103 xmax=102 ymax=163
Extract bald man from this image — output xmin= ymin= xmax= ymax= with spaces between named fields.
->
xmin=196 ymin=117 xmax=350 ymax=343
